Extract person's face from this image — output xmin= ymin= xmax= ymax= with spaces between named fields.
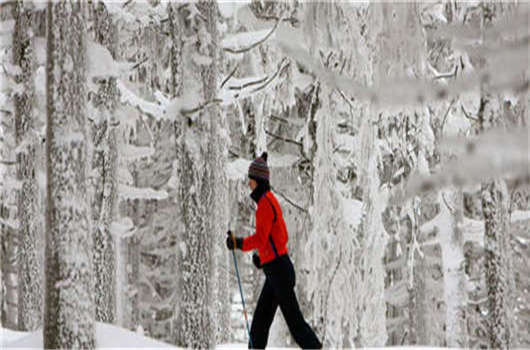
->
xmin=249 ymin=178 xmax=257 ymax=191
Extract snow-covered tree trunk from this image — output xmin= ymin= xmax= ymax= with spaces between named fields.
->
xmin=12 ymin=0 xmax=43 ymax=331
xmin=210 ymin=23 xmax=231 ymax=348
xmin=438 ymin=188 xmax=468 ymax=347
xmin=44 ymin=2 xmax=94 ymax=348
xmin=0 ymin=2 xmax=19 ymax=330
xmin=172 ymin=2 xmax=220 ymax=347
xmin=482 ymin=179 xmax=514 ymax=349
xmin=477 ymin=92 xmax=517 ymax=348
xmin=358 ymin=103 xmax=388 ymax=347
xmin=89 ymin=0 xmax=118 ymax=324
xmin=358 ymin=3 xmax=388 ymax=346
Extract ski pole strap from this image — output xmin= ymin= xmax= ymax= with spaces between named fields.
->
xmin=264 ymin=195 xmax=279 ymax=259
xmin=231 ymin=234 xmax=237 ymax=250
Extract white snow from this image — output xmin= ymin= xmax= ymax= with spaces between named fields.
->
xmin=118 ymin=184 xmax=168 ymax=201
xmin=4 ymin=324 xmax=446 ymax=350
xmin=2 ymin=323 xmax=173 ymax=348
xmin=110 ymin=217 xmax=135 ymax=238
xmin=225 ymin=158 xmax=251 ymax=180
xmin=217 ymin=0 xmax=251 ymax=19
xmin=342 ymin=197 xmax=363 ymax=229
xmin=222 ymin=28 xmax=274 ymax=52
xmin=87 ymin=40 xmax=131 ymax=79
xmin=121 ymin=144 xmax=155 ymax=160
xmin=118 ymin=79 xmax=166 ymax=119
xmin=511 ymin=210 xmax=530 ymax=223
xmin=34 ymin=37 xmax=46 ymax=65
xmin=0 ymin=20 xmax=14 ymax=35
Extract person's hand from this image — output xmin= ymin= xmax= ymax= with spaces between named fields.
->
xmin=226 ymin=230 xmax=243 ymax=250
xmin=252 ymin=253 xmax=262 ymax=269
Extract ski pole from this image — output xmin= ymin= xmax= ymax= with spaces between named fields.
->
xmin=231 ymin=235 xmax=253 ymax=349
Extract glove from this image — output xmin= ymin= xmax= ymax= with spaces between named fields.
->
xmin=252 ymin=253 xmax=262 ymax=269
xmin=226 ymin=231 xmax=243 ymax=250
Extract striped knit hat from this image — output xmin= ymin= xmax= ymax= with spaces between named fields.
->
xmin=248 ymin=152 xmax=269 ymax=182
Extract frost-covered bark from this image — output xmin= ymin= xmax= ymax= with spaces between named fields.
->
xmin=482 ymin=179 xmax=514 ymax=349
xmin=44 ymin=2 xmax=94 ymax=348
xmin=477 ymin=92 xmax=516 ymax=349
xmin=171 ymin=2 xmax=221 ymax=347
xmin=358 ymin=4 xmax=388 ymax=346
xmin=12 ymin=0 xmax=43 ymax=331
xmin=438 ymin=189 xmax=468 ymax=347
xmin=89 ymin=0 xmax=118 ymax=324
xmin=358 ymin=104 xmax=388 ymax=347
xmin=210 ymin=22 xmax=231 ymax=349
xmin=305 ymin=87 xmax=355 ymax=347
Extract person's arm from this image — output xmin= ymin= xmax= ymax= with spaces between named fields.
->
xmin=242 ymin=201 xmax=274 ymax=251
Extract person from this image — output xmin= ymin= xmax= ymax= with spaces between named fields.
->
xmin=226 ymin=152 xmax=322 ymax=349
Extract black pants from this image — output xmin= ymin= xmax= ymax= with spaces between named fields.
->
xmin=249 ymin=254 xmax=322 ymax=349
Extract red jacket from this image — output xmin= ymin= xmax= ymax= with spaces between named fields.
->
xmin=242 ymin=191 xmax=288 ymax=264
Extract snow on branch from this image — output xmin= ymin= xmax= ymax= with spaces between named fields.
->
xmin=118 ymin=184 xmax=168 ymax=201
xmin=222 ymin=17 xmax=281 ymax=55
xmin=110 ymin=217 xmax=135 ymax=238
xmin=121 ymin=144 xmax=155 ymax=160
xmin=179 ymin=59 xmax=290 ymax=118
xmin=219 ymin=58 xmax=290 ymax=105
xmin=277 ymin=38 xmax=528 ymax=107
xmin=117 ymin=80 xmax=166 ymax=120
xmin=392 ymin=128 xmax=529 ymax=203
xmin=87 ymin=41 xmax=131 ymax=79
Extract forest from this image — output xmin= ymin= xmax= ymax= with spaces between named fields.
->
xmin=0 ymin=0 xmax=528 ymax=349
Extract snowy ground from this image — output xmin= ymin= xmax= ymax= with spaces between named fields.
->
xmin=2 ymin=324 xmax=447 ymax=349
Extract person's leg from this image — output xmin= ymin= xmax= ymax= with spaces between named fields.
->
xmin=267 ymin=256 xmax=322 ymax=349
xmin=249 ymin=278 xmax=278 ymax=349
xmin=277 ymin=287 xmax=322 ymax=349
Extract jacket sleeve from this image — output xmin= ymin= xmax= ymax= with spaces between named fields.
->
xmin=242 ymin=201 xmax=274 ymax=252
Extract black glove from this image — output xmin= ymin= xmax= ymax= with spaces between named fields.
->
xmin=252 ymin=253 xmax=262 ymax=269
xmin=226 ymin=231 xmax=243 ymax=250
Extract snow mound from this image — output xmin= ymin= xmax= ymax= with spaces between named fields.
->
xmin=3 ymin=323 xmax=174 ymax=348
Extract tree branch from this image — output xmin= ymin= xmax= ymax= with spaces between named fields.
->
xmin=264 ymin=128 xmax=302 ymax=148
xmin=253 ymin=13 xmax=299 ymax=26
xmin=249 ymin=59 xmax=290 ymax=94
xmin=441 ymin=98 xmax=456 ymax=134
xmin=461 ymin=104 xmax=478 ymax=121
xmin=130 ymin=57 xmax=148 ymax=71
xmin=223 ymin=16 xmax=282 ymax=54
xmin=433 ymin=64 xmax=458 ymax=80
xmin=270 ymin=185 xmax=307 ymax=213
xmin=220 ymin=64 xmax=239 ymax=89
xmin=180 ymin=98 xmax=223 ymax=116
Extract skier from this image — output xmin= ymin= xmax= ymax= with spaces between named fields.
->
xmin=226 ymin=152 xmax=322 ymax=349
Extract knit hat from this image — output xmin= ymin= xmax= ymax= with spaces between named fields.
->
xmin=248 ymin=152 xmax=269 ymax=182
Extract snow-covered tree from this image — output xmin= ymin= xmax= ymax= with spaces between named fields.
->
xmin=12 ymin=0 xmax=43 ymax=332
xmin=88 ymin=0 xmax=119 ymax=324
xmin=170 ymin=2 xmax=222 ymax=347
xmin=44 ymin=1 xmax=94 ymax=348
xmin=1 ymin=1 xmax=19 ymax=330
